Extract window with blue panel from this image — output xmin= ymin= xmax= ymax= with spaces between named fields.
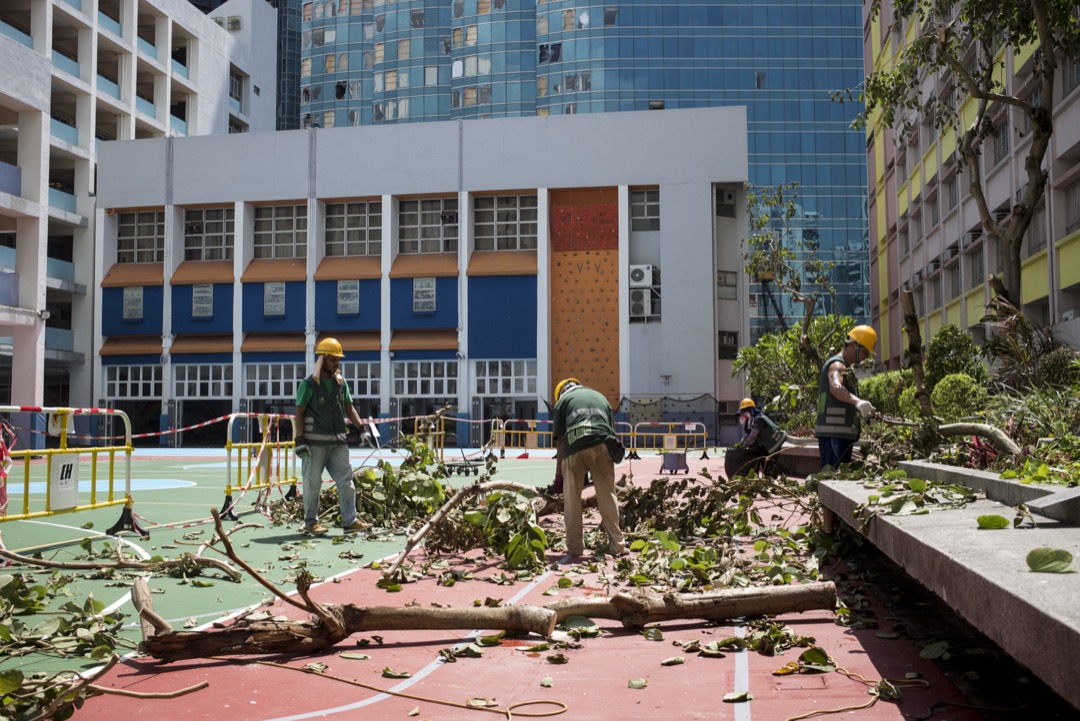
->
xmin=171 ymin=283 xmax=234 ymax=334
xmin=389 ymin=276 xmax=457 ymax=329
xmin=314 ymin=278 xmax=381 ymax=331
xmin=241 ymin=281 xmax=306 ymax=331
xmin=101 ymin=286 xmax=164 ymax=336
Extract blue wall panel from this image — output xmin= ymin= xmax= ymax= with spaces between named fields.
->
xmin=313 ymin=278 xmax=381 ymax=331
xmin=241 ymin=281 xmax=306 ymax=331
xmin=171 ymin=284 xmax=234 ymax=334
xmin=101 ymin=286 xmax=164 ymax=336
xmin=467 ymin=275 xmax=536 ymax=358
xmin=390 ymin=277 xmax=457 ymax=329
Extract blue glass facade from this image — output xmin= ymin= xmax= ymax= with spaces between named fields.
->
xmin=301 ymin=0 xmax=869 ymax=330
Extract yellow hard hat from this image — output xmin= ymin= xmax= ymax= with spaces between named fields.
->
xmin=554 ymin=377 xmax=581 ymax=403
xmin=315 ymin=337 xmax=345 ymax=357
xmin=848 ymin=325 xmax=878 ymax=355
xmin=739 ymin=398 xmax=756 ymax=411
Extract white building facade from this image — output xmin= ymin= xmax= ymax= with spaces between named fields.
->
xmin=94 ymin=107 xmax=751 ymax=446
xmin=0 ymin=0 xmax=276 ymax=445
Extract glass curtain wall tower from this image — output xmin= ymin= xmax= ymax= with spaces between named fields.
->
xmin=301 ymin=0 xmax=869 ymax=332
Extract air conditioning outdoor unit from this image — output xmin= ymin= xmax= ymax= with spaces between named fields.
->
xmin=629 ymin=288 xmax=652 ymax=317
xmin=629 ymin=264 xmax=654 ymax=288
xmin=718 ymin=189 xmax=736 ymax=205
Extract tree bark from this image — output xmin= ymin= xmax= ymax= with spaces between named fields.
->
xmin=900 ymin=288 xmax=934 ymax=419
xmin=135 ymin=580 xmax=835 ymax=662
xmin=938 ymin=423 xmax=1021 ymax=455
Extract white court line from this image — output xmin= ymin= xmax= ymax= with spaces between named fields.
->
xmin=733 ymin=625 xmax=751 ymax=721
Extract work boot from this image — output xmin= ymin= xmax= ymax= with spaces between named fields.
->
xmin=302 ymin=522 xmax=329 ymax=536
xmin=343 ymin=520 xmax=370 ymax=533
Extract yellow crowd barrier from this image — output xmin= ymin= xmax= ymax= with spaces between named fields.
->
xmin=0 ymin=405 xmax=140 ymax=535
xmin=220 ymin=413 xmax=299 ymax=520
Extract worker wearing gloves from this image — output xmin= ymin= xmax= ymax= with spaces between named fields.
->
xmin=294 ymin=337 xmax=370 ymax=536
xmin=726 ymin=401 xmax=788 ymax=479
xmin=551 ymin=378 xmax=626 ymax=558
xmin=815 ymin=325 xmax=878 ymax=471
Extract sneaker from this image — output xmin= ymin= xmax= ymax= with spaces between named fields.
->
xmin=302 ymin=523 xmax=329 ymax=536
xmin=343 ymin=520 xmax=370 ymax=533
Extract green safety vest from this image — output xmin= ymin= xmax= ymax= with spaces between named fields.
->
xmin=754 ymin=414 xmax=786 ymax=454
xmin=815 ymin=353 xmax=860 ymax=440
xmin=302 ymin=376 xmax=349 ymax=445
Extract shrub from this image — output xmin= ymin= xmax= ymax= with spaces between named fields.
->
xmin=925 ymin=325 xmax=988 ymax=391
xmin=859 ymin=369 xmax=913 ymax=417
xmin=898 ymin=386 xmax=921 ymax=419
xmin=930 ymin=373 xmax=988 ymax=423
xmin=1029 ymin=346 xmax=1080 ymax=389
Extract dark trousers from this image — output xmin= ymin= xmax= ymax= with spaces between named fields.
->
xmin=725 ymin=444 xmax=767 ymax=479
xmin=818 ymin=436 xmax=855 ymax=471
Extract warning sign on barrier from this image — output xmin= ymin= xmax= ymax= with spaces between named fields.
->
xmin=50 ymin=453 xmax=80 ymax=510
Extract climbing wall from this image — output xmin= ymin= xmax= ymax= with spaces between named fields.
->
xmin=549 ymin=188 xmax=619 ymax=406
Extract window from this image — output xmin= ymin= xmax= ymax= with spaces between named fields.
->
xmin=337 ymin=279 xmax=359 ymax=314
xmin=931 ymin=276 xmax=942 ymax=308
xmin=992 ymin=122 xmax=1010 ymax=165
xmin=1065 ymin=54 xmax=1080 ymax=97
xmin=184 ymin=207 xmax=234 ymax=261
xmin=398 ymin=198 xmax=458 ymax=254
xmin=899 ymin=229 xmax=909 ymax=255
xmin=946 ymin=176 xmax=958 ymax=210
xmin=896 ymin=146 xmax=907 ymax=178
xmin=192 ymin=284 xmax=213 ymax=318
xmin=410 ymin=9 xmax=424 ymax=27
xmin=229 ymin=69 xmax=244 ymax=103
xmin=947 ymin=264 xmax=961 ymax=299
xmin=399 ymin=39 xmax=410 ymax=59
xmin=393 ymin=360 xmax=458 ymax=397
xmin=928 ymin=198 xmax=939 ymax=227
xmin=968 ymin=247 xmax=984 ymax=289
xmin=562 ymin=9 xmax=575 ymax=30
xmin=105 ymin=365 xmax=162 ymax=399
xmin=412 ymin=277 xmax=436 ymax=312
xmin=263 ymin=281 xmax=286 ymax=317
xmin=1067 ymin=179 xmax=1080 ymax=233
xmin=325 ymin=201 xmax=382 ymax=256
xmin=474 ymin=359 xmax=537 ymax=396
xmin=425 ymin=66 xmax=438 ymax=86
xmin=253 ymin=204 xmax=307 ymax=259
xmin=123 ymin=286 xmax=143 ymax=320
xmin=325 ymin=54 xmax=335 ymax=72
xmin=1028 ymin=204 xmax=1047 ymax=255
xmin=175 ymin=364 xmax=233 ymax=398
xmin=466 ymin=25 xmax=477 ymax=46
xmin=117 ymin=211 xmax=165 ymax=263
xmin=474 ymin=195 xmax=538 ymax=251
xmin=478 ymin=0 xmax=490 ymax=13
xmin=301 ymin=57 xmax=312 ymax=77
xmin=1020 ymin=85 xmax=1042 ymax=137
xmin=244 ymin=362 xmax=305 ymax=400
xmin=342 ymin=361 xmax=380 ymax=398
xmin=604 ymin=6 xmax=617 ymax=25
xmin=631 ymin=189 xmax=660 ymax=231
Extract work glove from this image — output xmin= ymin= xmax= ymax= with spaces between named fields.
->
xmin=855 ymin=399 xmax=875 ymax=421
xmin=294 ymin=436 xmax=310 ymax=460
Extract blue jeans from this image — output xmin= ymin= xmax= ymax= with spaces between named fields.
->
xmin=818 ymin=436 xmax=855 ymax=472
xmin=302 ymin=443 xmax=357 ymax=527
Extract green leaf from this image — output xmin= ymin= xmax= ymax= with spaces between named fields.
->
xmin=798 ymin=646 xmax=829 ymax=666
xmin=546 ymin=653 xmax=569 ymax=664
xmin=1026 ymin=547 xmax=1075 ymax=573
xmin=477 ymin=631 xmax=505 ymax=646
xmin=0 ymin=669 xmax=24 ymax=695
xmin=382 ymin=667 xmax=411 ymax=678
xmin=628 ymin=678 xmax=648 ymax=689
xmin=976 ymin=515 xmax=1010 ymax=530
xmin=339 ymin=652 xmax=371 ymax=660
xmin=919 ymin=641 xmax=949 ymax=660
xmin=641 ymin=628 xmax=664 ymax=642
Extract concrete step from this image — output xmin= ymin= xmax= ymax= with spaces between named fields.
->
xmin=819 ymin=475 xmax=1080 ymax=712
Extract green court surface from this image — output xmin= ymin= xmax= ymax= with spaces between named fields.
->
xmin=1 ymin=448 xmax=559 ymax=677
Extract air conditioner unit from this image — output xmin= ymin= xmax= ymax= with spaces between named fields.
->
xmin=629 ymin=288 xmax=652 ymax=317
xmin=748 ymin=293 xmax=758 ymax=308
xmin=914 ymin=270 xmax=923 ymax=284
xmin=960 ymin=231 xmax=981 ymax=249
xmin=629 ymin=264 xmax=654 ymax=288
xmin=994 ymin=209 xmax=1009 ymax=222
xmin=1064 ymin=309 xmax=1076 ymax=322
xmin=718 ymin=189 xmax=736 ymax=206
xmin=1015 ymin=183 xmax=1029 ymax=204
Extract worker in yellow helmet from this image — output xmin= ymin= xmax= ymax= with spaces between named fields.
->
xmin=737 ymin=398 xmax=757 ymax=440
xmin=727 ymin=399 xmax=789 ymax=479
xmin=551 ymin=378 xmax=627 ymax=560
xmin=815 ymin=324 xmax=878 ymax=471
xmin=294 ymin=337 xmax=369 ymax=536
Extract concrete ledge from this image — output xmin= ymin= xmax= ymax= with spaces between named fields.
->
xmin=820 ymin=479 xmax=1080 ymax=712
xmin=900 ymin=460 xmax=1080 ymax=524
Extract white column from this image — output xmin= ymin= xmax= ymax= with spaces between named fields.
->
xmin=379 ymin=193 xmax=394 ymax=414
xmin=618 ymin=184 xmax=630 ymax=399
xmin=536 ymin=188 xmax=550 ymax=413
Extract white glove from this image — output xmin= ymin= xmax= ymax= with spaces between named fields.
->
xmin=855 ymin=399 xmax=874 ymax=420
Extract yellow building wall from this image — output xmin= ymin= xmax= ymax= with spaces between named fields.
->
xmin=965 ymin=288 xmax=985 ymax=326
xmin=945 ymin=299 xmax=961 ymax=326
xmin=1014 ymin=41 xmax=1038 ymax=73
xmin=929 ymin=313 xmax=942 ymax=337
xmin=940 ymin=127 xmax=956 ymax=159
xmin=922 ymin=145 xmax=937 ymax=184
xmin=898 ymin=180 xmax=909 ymax=217
xmin=1020 ymin=251 xmax=1049 ymax=305
xmin=1057 ymin=230 xmax=1080 ymax=289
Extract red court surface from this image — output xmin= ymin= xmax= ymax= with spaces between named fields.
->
xmin=75 ymin=519 xmax=982 ymax=721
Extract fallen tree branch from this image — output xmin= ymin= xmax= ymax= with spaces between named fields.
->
xmin=0 ymin=531 xmax=242 ymax=582
xmin=383 ymin=480 xmax=540 ymax=578
xmin=135 ymin=579 xmax=835 ymax=662
xmin=86 ymin=680 xmax=209 ymax=699
xmin=938 ymin=422 xmax=1021 ymax=455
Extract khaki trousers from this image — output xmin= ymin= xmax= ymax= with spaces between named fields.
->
xmin=563 ymin=443 xmax=624 ymax=555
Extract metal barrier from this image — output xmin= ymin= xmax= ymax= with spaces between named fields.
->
xmin=501 ymin=418 xmax=553 ymax=452
xmin=0 ymin=405 xmax=141 ymax=535
xmin=631 ymin=421 xmax=709 ymax=452
xmin=221 ymin=413 xmax=299 ymax=520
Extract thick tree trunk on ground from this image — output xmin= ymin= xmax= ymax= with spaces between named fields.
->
xmin=938 ymin=423 xmax=1021 ymax=455
xmin=135 ymin=580 xmax=836 ymax=662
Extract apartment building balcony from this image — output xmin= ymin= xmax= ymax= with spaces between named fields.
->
xmin=97 ymin=12 xmax=122 ymax=39
xmin=0 ymin=268 xmax=17 ymax=306
xmin=53 ymin=52 xmax=81 ymax=80
xmin=172 ymin=59 xmax=189 ymax=81
xmin=97 ymin=73 xmax=122 ymax=101
xmin=137 ymin=36 xmax=158 ymax=63
xmin=47 ymin=186 xmax=77 ymax=214
xmin=50 ymin=117 xmax=79 ymax=146
xmin=0 ymin=17 xmax=32 ymax=48
xmin=61 ymin=0 xmax=83 ymax=12
xmin=0 ymin=160 xmax=20 ymax=198
xmin=45 ymin=326 xmax=74 ymax=353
